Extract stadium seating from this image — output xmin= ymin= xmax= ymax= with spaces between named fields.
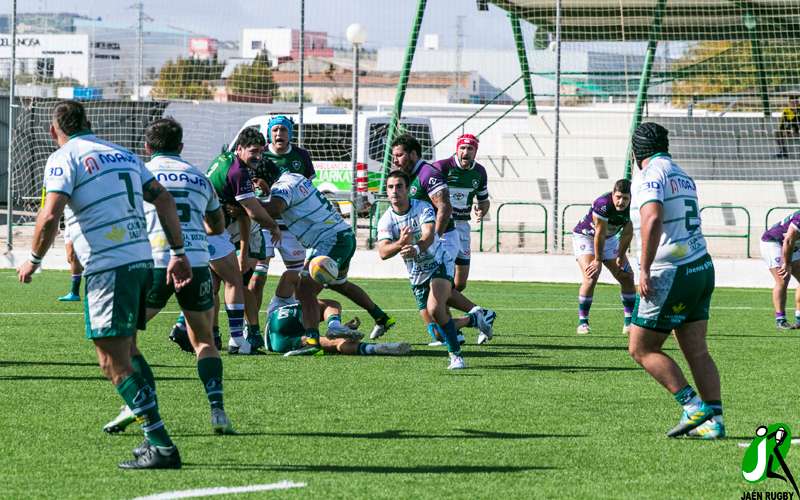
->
xmin=474 ymin=112 xmax=800 ymax=256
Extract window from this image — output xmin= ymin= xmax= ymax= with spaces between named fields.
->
xmin=251 ymin=40 xmax=262 ymax=50
xmin=36 ymin=58 xmax=54 ymax=78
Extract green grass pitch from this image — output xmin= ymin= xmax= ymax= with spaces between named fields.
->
xmin=1 ymin=270 xmax=797 ymax=499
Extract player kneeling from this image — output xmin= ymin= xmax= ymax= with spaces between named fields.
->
xmin=266 ymin=296 xmax=410 ymax=356
xmin=378 ymin=170 xmax=480 ymax=370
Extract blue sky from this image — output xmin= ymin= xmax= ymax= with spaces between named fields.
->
xmin=16 ymin=0 xmax=523 ymax=49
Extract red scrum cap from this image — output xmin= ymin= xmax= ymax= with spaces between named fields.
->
xmin=456 ymin=134 xmax=479 ymax=151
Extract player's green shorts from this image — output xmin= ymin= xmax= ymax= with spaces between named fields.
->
xmin=146 ymin=266 xmax=214 ymax=312
xmin=84 ymin=260 xmax=153 ymax=340
xmin=306 ymin=230 xmax=356 ymax=285
xmin=632 ymin=253 xmax=715 ymax=333
xmin=410 ymin=263 xmax=455 ymax=311
xmin=266 ymin=304 xmax=305 ymax=353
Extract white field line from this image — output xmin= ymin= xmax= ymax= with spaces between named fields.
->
xmin=0 ymin=306 xmax=765 ymax=316
xmin=737 ymin=438 xmax=800 ymax=448
xmin=131 ymin=480 xmax=306 ymax=500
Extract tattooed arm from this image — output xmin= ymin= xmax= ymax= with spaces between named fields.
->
xmin=143 ymin=179 xmax=184 ymax=250
xmin=143 ymin=179 xmax=192 ymax=289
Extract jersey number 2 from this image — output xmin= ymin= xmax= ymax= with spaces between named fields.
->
xmin=684 ymin=199 xmax=700 ymax=232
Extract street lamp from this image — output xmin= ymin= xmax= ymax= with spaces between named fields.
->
xmin=346 ymin=23 xmax=367 ymax=235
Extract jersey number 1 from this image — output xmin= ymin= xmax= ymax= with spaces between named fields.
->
xmin=118 ymin=172 xmax=135 ymax=209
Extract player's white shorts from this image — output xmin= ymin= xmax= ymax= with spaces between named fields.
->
xmin=207 ymin=231 xmax=236 ymax=262
xmin=572 ymin=232 xmax=619 ymax=261
xmin=440 ymin=228 xmax=461 ymax=263
xmin=227 ymin=220 xmax=267 ymax=260
xmin=760 ymin=240 xmax=800 ymax=269
xmin=262 ymin=228 xmax=306 ymax=266
xmin=454 ymin=220 xmax=472 ymax=264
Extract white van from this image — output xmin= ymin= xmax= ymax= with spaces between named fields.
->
xmin=228 ymin=106 xmax=436 ymax=201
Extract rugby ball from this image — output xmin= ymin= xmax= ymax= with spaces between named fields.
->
xmin=308 ymin=255 xmax=338 ymax=285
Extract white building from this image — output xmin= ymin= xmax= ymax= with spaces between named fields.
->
xmin=242 ymin=28 xmax=291 ymax=61
xmin=0 ymin=34 xmax=89 ymax=84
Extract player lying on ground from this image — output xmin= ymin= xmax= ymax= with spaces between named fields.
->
xmin=378 ymin=170 xmax=479 ymax=370
xmin=760 ymin=209 xmax=800 ymax=330
xmin=628 ymin=122 xmax=724 ymax=439
xmin=103 ymin=118 xmax=235 ymax=438
xmin=266 ymin=295 xmax=411 ymax=356
xmin=390 ymin=133 xmax=496 ymax=346
xmin=571 ymin=179 xmax=636 ymax=335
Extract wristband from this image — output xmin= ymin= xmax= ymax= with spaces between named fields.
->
xmin=170 ymin=247 xmax=186 ymax=256
xmin=29 ymin=253 xmax=43 ymax=265
xmin=412 ymin=244 xmax=420 ymax=256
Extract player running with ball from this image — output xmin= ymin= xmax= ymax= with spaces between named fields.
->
xmin=378 ymin=170 xmax=484 ymax=370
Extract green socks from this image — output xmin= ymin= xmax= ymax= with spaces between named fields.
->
xmin=116 ymin=374 xmax=173 ymax=449
xmin=197 ymin=357 xmax=224 ymax=409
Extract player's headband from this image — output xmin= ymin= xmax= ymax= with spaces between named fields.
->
xmin=267 ymin=116 xmax=293 ymax=143
xmin=456 ymin=134 xmax=479 ymax=152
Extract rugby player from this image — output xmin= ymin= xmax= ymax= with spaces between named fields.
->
xmin=433 ymin=134 xmax=489 ymax=293
xmin=170 ymin=127 xmax=280 ymax=355
xmin=571 ymin=180 xmax=635 ymax=334
xmin=760 ymin=209 xmax=800 ymax=329
xmin=391 ymin=134 xmax=496 ymax=345
xmin=254 ymin=116 xmax=395 ymax=339
xmin=628 ymin=122 xmax=724 ymax=439
xmin=255 ymin=162 xmax=379 ymax=351
xmin=102 ymin=118 xmax=234 ymax=438
xmin=266 ymin=295 xmax=410 ymax=356
xmin=378 ymin=170 xmax=484 ymax=370
xmin=18 ymin=100 xmax=187 ymax=468
xmin=57 ymin=229 xmax=84 ymax=301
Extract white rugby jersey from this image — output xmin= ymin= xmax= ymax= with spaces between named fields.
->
xmin=144 ymin=154 xmax=220 ymax=268
xmin=44 ymin=132 xmax=154 ymax=275
xmin=377 ymin=199 xmax=438 ymax=286
xmin=270 ymin=172 xmax=351 ymax=248
xmin=630 ymin=154 xmax=708 ymax=270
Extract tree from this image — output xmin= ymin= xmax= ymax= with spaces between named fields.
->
xmin=671 ymin=40 xmax=800 ymax=111
xmin=226 ymin=52 xmax=277 ymax=103
xmin=151 ymin=57 xmax=223 ymax=100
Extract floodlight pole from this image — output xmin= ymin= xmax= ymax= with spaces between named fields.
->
xmin=6 ymin=0 xmax=16 ymax=252
xmin=350 ymin=42 xmax=360 ymax=235
xmin=553 ymin=0 xmax=562 ymax=253
xmin=510 ymin=12 xmax=536 ymax=115
xmin=379 ymin=0 xmax=427 ymax=195
xmin=623 ymin=0 xmax=668 ymax=180
xmin=298 ymin=0 xmax=305 ymax=146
